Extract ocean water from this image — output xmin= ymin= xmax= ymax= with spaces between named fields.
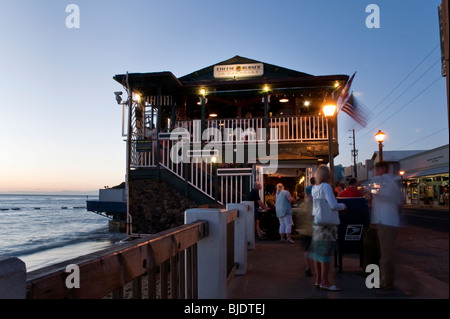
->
xmin=0 ymin=194 xmax=127 ymax=272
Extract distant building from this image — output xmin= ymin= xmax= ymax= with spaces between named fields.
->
xmin=344 ymin=150 xmax=424 ymax=181
xmin=344 ymin=159 xmax=373 ymax=182
xmin=399 ymin=144 xmax=449 ymax=206
xmin=344 ymin=145 xmax=449 ymax=207
xmin=369 ymin=150 xmax=425 ymax=178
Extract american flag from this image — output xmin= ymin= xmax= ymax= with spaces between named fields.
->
xmin=337 ymin=72 xmax=356 ymax=112
xmin=341 ymin=93 xmax=368 ymax=127
xmin=337 ymin=72 xmax=369 ymax=127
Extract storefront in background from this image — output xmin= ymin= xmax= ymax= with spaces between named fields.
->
xmin=400 ymin=144 xmax=449 ymax=207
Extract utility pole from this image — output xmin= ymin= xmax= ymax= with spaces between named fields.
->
xmin=439 ymin=0 xmax=449 ymax=132
xmin=351 ymin=129 xmax=358 ymax=178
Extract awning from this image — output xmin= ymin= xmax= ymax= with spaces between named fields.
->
xmin=404 ymin=166 xmax=449 ymax=179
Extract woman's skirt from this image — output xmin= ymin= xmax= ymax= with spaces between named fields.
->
xmin=308 ymin=225 xmax=337 ymax=263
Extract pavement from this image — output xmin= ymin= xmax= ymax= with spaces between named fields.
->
xmin=403 ymin=204 xmax=449 ymax=212
xmin=227 ymin=235 xmax=449 ymax=299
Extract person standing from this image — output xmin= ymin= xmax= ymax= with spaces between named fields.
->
xmin=247 ymin=182 xmax=267 ymax=239
xmin=305 ymin=177 xmax=315 ymax=202
xmin=309 ymin=165 xmax=346 ymax=291
xmin=275 ymin=183 xmax=296 ymax=243
xmin=302 ymin=177 xmax=316 ymax=276
xmin=334 ymin=182 xmax=345 ymax=197
xmin=339 ymin=178 xmax=364 ymax=198
xmin=368 ymin=161 xmax=405 ymax=291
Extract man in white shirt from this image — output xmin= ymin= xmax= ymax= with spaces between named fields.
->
xmin=370 ymin=161 xmax=405 ymax=290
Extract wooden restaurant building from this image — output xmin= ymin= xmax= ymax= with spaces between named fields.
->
xmin=113 ymin=56 xmax=349 ymax=234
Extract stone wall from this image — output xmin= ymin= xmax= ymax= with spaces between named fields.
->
xmin=128 ymin=178 xmax=198 ymax=234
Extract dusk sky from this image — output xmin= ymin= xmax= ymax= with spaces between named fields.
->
xmin=0 ymin=0 xmax=448 ymax=193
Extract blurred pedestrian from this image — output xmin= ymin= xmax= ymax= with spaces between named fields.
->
xmin=275 ymin=183 xmax=295 ymax=243
xmin=368 ymin=161 xmax=405 ymax=291
xmin=305 ymin=177 xmax=315 ymax=202
xmin=302 ymin=177 xmax=316 ymax=276
xmin=334 ymin=181 xmax=345 ymax=197
xmin=340 ymin=178 xmax=364 ymax=198
xmin=309 ymin=165 xmax=346 ymax=291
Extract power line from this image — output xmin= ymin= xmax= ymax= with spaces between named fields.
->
xmin=337 ymin=44 xmax=442 ymax=165
xmin=366 ymin=57 xmax=441 ymax=124
xmin=338 ymin=75 xmax=443 ymax=162
xmin=338 ymin=45 xmax=440 ymax=147
xmin=397 ymin=127 xmax=448 ymax=150
xmin=369 ymin=44 xmax=440 ymax=115
xmin=357 ymin=75 xmax=442 ymax=141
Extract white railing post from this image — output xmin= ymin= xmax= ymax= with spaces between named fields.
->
xmin=184 ymin=208 xmax=227 ymax=299
xmin=241 ymin=201 xmax=255 ymax=250
xmin=226 ymin=203 xmax=248 ymax=275
xmin=0 ymin=257 xmax=26 ymax=299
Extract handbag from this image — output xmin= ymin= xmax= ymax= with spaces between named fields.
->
xmin=312 ymin=186 xmax=341 ymax=226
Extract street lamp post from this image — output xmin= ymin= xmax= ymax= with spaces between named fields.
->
xmin=375 ymin=130 xmax=386 ymax=162
xmin=200 ymin=88 xmax=206 ymax=135
xmin=399 ymin=170 xmax=405 ymax=192
xmin=323 ymin=100 xmax=337 ymax=185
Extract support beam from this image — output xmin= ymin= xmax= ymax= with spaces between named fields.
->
xmin=156 ymin=86 xmax=162 ymax=182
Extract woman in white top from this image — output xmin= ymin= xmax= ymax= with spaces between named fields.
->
xmin=275 ymin=183 xmax=296 ymax=243
xmin=309 ymin=165 xmax=346 ymax=291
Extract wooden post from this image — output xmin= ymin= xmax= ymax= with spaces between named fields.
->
xmin=126 ymin=83 xmax=133 ymax=235
xmin=201 ymin=96 xmax=206 ymax=138
xmin=441 ymin=0 xmax=450 ymax=131
xmin=214 ymin=163 xmax=218 ymax=204
xmin=156 ymin=86 xmax=162 ymax=182
xmin=263 ymin=94 xmax=269 ymax=138
xmin=171 ymin=96 xmax=176 ymax=130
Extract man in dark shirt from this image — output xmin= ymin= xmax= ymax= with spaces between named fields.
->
xmin=247 ymin=182 xmax=267 ymax=239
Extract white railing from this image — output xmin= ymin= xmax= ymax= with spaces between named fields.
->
xmin=130 ymin=115 xmax=330 ymax=205
xmin=217 ymin=168 xmax=253 ymax=205
xmin=131 ymin=139 xmax=156 ymax=168
xmin=176 ymin=115 xmax=329 ymax=143
xmin=269 ymin=116 xmax=328 ymax=142
xmin=132 ymin=115 xmax=329 ymax=167
xmin=189 ymin=157 xmax=215 ymax=201
xmin=131 ymin=136 xmax=253 ymax=205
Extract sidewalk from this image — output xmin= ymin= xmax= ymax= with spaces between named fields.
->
xmin=403 ymin=204 xmax=449 ymax=212
xmin=227 ymin=239 xmax=449 ymax=299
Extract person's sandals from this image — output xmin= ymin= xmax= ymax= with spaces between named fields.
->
xmin=320 ymin=285 xmax=341 ymax=291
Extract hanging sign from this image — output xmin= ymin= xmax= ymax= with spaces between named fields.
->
xmin=213 ymin=63 xmax=264 ymax=78
xmin=136 ymin=139 xmax=153 ymax=152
